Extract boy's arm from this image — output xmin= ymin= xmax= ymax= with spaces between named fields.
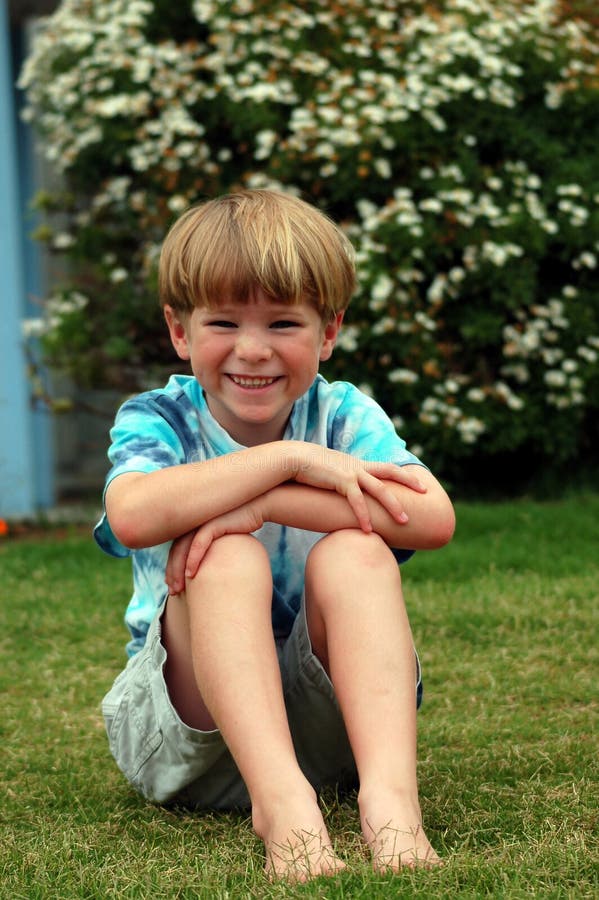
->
xmin=106 ymin=441 xmax=304 ymax=549
xmin=168 ymin=465 xmax=454 ymax=591
xmin=264 ymin=466 xmax=455 ymax=550
xmin=105 ymin=440 xmax=426 ymax=550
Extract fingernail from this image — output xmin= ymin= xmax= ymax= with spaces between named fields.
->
xmin=399 ymin=512 xmax=409 ymax=523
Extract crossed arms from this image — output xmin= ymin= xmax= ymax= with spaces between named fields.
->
xmin=105 ymin=439 xmax=455 ymax=592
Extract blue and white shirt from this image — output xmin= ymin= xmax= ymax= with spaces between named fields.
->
xmin=94 ymin=374 xmax=424 ymax=657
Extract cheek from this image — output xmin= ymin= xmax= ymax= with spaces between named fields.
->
xmin=190 ymin=337 xmax=223 ymax=366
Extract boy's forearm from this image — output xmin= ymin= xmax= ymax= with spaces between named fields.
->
xmin=105 ymin=441 xmax=301 ymax=548
xmin=263 ymin=471 xmax=455 ymax=550
xmin=105 ymin=438 xmax=454 ymax=552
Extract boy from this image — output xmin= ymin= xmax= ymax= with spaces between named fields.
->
xmin=95 ymin=189 xmax=455 ymax=881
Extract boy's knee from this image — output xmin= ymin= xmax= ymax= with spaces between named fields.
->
xmin=201 ymin=533 xmax=269 ymax=573
xmin=307 ymin=529 xmax=396 ymax=575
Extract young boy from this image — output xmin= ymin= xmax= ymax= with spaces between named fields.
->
xmin=95 ymin=189 xmax=455 ymax=881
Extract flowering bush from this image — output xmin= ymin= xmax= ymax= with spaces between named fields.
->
xmin=20 ymin=0 xmax=599 ymax=480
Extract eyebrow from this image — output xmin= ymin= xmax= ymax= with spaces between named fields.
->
xmin=206 ymin=301 xmax=307 ymax=314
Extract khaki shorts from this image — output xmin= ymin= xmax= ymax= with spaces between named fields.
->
xmin=102 ymin=598 xmax=422 ymax=810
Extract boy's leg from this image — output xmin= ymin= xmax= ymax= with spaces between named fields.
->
xmin=162 ymin=533 xmax=345 ymax=881
xmin=304 ymin=529 xmax=441 ymax=870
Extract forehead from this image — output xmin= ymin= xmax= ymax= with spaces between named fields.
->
xmin=204 ymin=298 xmax=317 ymax=316
xmin=202 ymin=286 xmax=321 ymax=315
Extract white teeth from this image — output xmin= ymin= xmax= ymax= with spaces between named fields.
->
xmin=230 ymin=375 xmax=276 ymax=387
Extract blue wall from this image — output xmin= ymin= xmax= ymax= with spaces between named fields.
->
xmin=0 ymin=3 xmax=54 ymax=517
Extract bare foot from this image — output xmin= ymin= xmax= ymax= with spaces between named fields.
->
xmin=359 ymin=790 xmax=442 ymax=871
xmin=253 ymin=793 xmax=346 ymax=882
xmin=265 ymin=827 xmax=346 ymax=882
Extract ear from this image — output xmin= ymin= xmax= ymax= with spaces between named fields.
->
xmin=319 ymin=311 xmax=345 ymax=362
xmin=164 ymin=305 xmax=191 ymax=361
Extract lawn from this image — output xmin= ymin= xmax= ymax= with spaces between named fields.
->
xmin=1 ymin=495 xmax=597 ymax=898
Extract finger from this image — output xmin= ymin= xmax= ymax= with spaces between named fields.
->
xmin=364 ymin=463 xmax=426 ymax=492
xmin=386 ymin=466 xmax=427 ymax=492
xmin=344 ymin=482 xmax=373 ymax=533
xmin=358 ymin=472 xmax=409 ymax=524
xmin=184 ymin=530 xmax=213 ymax=578
xmin=166 ymin=532 xmax=194 ymax=594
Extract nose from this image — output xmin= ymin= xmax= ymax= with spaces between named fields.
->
xmin=234 ymin=328 xmax=273 ymax=363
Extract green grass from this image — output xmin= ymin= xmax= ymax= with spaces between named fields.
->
xmin=1 ymin=495 xmax=598 ymax=898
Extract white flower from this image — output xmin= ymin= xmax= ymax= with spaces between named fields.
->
xmin=544 ymin=370 xmax=567 ymax=388
xmin=47 ymin=291 xmax=88 ymax=315
xmin=110 ymin=268 xmax=128 ymax=284
xmin=254 ymin=129 xmax=278 ymax=160
xmin=547 ymin=394 xmax=570 ymax=409
xmin=556 ymin=183 xmax=583 ymax=197
xmin=373 ymin=158 xmax=392 ymax=179
xmin=388 ymin=368 xmax=419 ymax=384
xmin=573 ymin=251 xmax=597 ymax=270
xmin=319 ymin=163 xmax=338 ymax=177
xmin=372 ymin=316 xmax=397 ymax=336
xmin=427 ymin=275 xmax=447 ymax=304
xmin=480 ymin=241 xmax=523 ymax=266
xmin=448 ymin=266 xmax=466 ymax=283
xmin=414 ymin=311 xmax=436 ymax=332
xmin=167 ymin=195 xmax=188 ymax=213
xmin=91 ymin=93 xmax=151 ymax=118
xmin=371 ymin=274 xmax=394 ymax=303
xmin=466 ymin=388 xmax=485 ymax=402
xmin=336 ymin=325 xmax=360 ymax=353
xmin=501 ymin=363 xmax=530 ymax=383
xmin=541 ymin=220 xmax=558 ymax=234
xmin=542 ymin=348 xmax=564 ymax=366
xmin=494 ymin=381 xmax=523 ymax=410
xmin=419 ymin=198 xmax=443 ymax=214
xmin=577 ymin=346 xmax=597 ymax=363
xmin=176 ymin=141 xmax=197 ymax=159
xmin=22 ymin=317 xmax=47 ymax=339
xmin=53 ymin=232 xmax=75 ymax=249
xmin=457 ymin=417 xmax=486 ymax=443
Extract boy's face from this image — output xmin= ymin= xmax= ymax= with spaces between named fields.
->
xmin=165 ymin=288 xmax=343 ymax=446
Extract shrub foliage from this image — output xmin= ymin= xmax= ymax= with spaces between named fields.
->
xmin=20 ymin=0 xmax=599 ymax=480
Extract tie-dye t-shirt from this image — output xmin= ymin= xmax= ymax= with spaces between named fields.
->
xmin=94 ymin=373 xmax=424 ymax=657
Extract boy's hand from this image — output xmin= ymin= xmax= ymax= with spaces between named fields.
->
xmin=165 ymin=499 xmax=266 ymax=592
xmin=292 ymin=446 xmax=426 ymax=534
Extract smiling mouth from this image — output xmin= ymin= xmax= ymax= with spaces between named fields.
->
xmin=228 ymin=375 xmax=280 ymax=388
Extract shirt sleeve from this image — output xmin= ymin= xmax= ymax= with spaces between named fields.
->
xmin=93 ymin=394 xmax=186 ymax=558
xmin=329 ymin=383 xmax=425 ymax=468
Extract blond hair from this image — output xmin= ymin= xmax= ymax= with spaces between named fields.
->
xmin=158 ymin=190 xmax=356 ymax=321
